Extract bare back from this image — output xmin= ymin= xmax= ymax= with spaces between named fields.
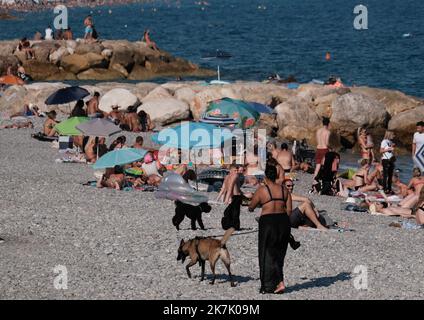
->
xmin=276 ymin=150 xmax=294 ymax=171
xmin=316 ymin=127 xmax=330 ymax=149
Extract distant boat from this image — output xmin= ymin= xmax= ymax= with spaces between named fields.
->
xmin=201 ymin=50 xmax=232 ymax=59
xmin=402 ymin=33 xmax=412 ymax=38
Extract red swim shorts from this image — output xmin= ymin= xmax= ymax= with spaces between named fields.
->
xmin=315 ymin=148 xmax=329 ymax=165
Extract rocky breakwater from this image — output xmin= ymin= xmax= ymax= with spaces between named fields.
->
xmin=0 ymin=39 xmax=215 ymax=81
xmin=0 ymin=81 xmax=422 ymax=152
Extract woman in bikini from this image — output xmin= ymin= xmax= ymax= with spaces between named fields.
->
xmin=43 ymin=110 xmax=58 ymax=137
xmin=97 ymin=165 xmax=126 ymax=190
xmin=399 ymin=168 xmax=424 ymax=208
xmin=249 ymin=165 xmax=292 ymax=294
xmin=358 ymin=127 xmax=374 ymax=161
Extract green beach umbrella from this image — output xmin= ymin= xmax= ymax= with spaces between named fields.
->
xmin=54 ymin=117 xmax=89 ymax=136
xmin=207 ymin=97 xmax=260 ymax=128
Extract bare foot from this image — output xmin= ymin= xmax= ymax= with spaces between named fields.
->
xmin=114 ymin=182 xmax=120 ymax=190
xmin=274 ymin=281 xmax=285 ymax=294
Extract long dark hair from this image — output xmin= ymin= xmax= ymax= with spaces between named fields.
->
xmin=265 ymin=165 xmax=277 ymax=183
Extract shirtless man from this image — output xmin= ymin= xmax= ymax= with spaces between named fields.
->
xmin=87 ymin=92 xmax=101 ymax=117
xmin=217 ymin=164 xmax=243 ymax=245
xmin=313 ymin=117 xmax=331 ymax=184
xmin=276 ymin=143 xmax=295 ymax=173
xmin=284 ymin=180 xmax=328 ymax=231
xmin=108 ymin=105 xmax=123 ymax=125
xmin=133 ymin=136 xmax=144 ymax=149
xmin=126 ymin=106 xmax=141 ymax=132
xmin=43 ymin=110 xmax=58 ymax=136
xmin=97 ymin=165 xmax=125 ymax=190
xmin=84 ymin=137 xmax=97 ymax=163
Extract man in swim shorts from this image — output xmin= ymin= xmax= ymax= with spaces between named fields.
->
xmin=313 ymin=117 xmax=331 ymax=187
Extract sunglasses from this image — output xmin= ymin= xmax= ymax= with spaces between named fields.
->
xmin=286 ymin=184 xmax=294 ymax=188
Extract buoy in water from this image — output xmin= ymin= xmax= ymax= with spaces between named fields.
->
xmin=109 ymin=9 xmax=112 ymax=14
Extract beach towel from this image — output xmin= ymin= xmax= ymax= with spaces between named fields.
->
xmin=31 ymin=132 xmax=58 ymax=142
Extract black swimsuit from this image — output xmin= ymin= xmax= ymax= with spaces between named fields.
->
xmin=262 ymin=184 xmax=286 ymax=207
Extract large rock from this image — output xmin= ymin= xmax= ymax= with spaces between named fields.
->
xmin=77 ymin=68 xmax=124 ymax=81
xmin=110 ymin=48 xmax=134 ymax=70
xmin=0 ymin=41 xmax=17 ymax=56
xmin=49 ymin=47 xmax=71 ymax=64
xmin=0 ymin=55 xmax=19 ymax=75
xmin=99 ymin=88 xmax=140 ymax=112
xmin=61 ymin=54 xmax=90 ymax=74
xmin=84 ymin=52 xmax=105 ymax=68
xmin=74 ymin=42 xmax=104 ymax=55
xmin=275 ymin=97 xmax=321 ymax=143
xmin=109 ymin=63 xmax=129 ymax=77
xmin=351 ymin=86 xmax=422 ymax=117
xmin=331 ymin=93 xmax=389 ymax=141
xmin=142 ymin=86 xmax=172 ymax=102
xmin=32 ymin=42 xmax=58 ymax=63
xmin=388 ymin=105 xmax=424 ymax=148
xmin=174 ymin=87 xmax=196 ymax=105
xmin=137 ymin=98 xmax=189 ymax=126
xmin=23 ymin=60 xmax=60 ymax=80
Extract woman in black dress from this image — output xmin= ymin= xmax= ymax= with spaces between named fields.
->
xmin=249 ymin=165 xmax=292 ymax=294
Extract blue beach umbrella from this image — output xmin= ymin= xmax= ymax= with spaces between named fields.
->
xmin=151 ymin=121 xmax=233 ymax=150
xmin=93 ymin=148 xmax=148 ymax=170
xmin=45 ymin=86 xmax=90 ymax=105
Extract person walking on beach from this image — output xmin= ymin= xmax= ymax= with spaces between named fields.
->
xmin=276 ymin=143 xmax=295 ymax=174
xmin=248 ymin=165 xmax=292 ymax=294
xmin=312 ymin=117 xmax=331 ymax=188
xmin=380 ymin=130 xmax=396 ymax=194
xmin=412 ymin=121 xmax=424 ymax=171
xmin=218 ymin=164 xmax=243 ymax=246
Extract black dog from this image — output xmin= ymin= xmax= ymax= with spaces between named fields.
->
xmin=172 ymin=201 xmax=212 ymax=230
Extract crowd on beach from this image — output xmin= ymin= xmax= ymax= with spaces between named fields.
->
xmin=2 ymin=92 xmax=424 ymax=293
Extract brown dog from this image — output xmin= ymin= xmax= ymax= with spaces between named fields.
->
xmin=177 ymin=237 xmax=235 ymax=287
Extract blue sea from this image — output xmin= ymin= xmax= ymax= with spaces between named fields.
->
xmin=1 ymin=0 xmax=423 ymax=97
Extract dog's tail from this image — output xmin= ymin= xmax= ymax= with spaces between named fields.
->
xmin=220 ymin=227 xmax=235 ymax=248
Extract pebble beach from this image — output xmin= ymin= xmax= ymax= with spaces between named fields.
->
xmin=1 ymin=118 xmax=423 ymax=300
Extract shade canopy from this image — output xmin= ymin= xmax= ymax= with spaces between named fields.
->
xmin=76 ymin=118 xmax=122 ymax=137
xmin=92 ymin=148 xmax=148 ymax=169
xmin=54 ymin=117 xmax=89 ymax=136
xmin=152 ymin=121 xmax=233 ymax=150
xmin=45 ymin=86 xmax=90 ymax=105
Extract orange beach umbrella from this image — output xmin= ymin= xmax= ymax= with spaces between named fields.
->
xmin=0 ymin=75 xmax=25 ymax=86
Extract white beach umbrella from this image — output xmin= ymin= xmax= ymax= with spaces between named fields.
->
xmin=98 ymin=88 xmax=140 ymax=113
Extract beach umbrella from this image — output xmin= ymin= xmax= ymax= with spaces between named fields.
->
xmin=99 ymin=88 xmax=140 ymax=113
xmin=248 ymin=102 xmax=275 ymax=114
xmin=152 ymin=121 xmax=233 ymax=150
xmin=45 ymin=86 xmax=90 ymax=105
xmin=152 ymin=122 xmax=233 ymax=190
xmin=93 ymin=148 xmax=148 ymax=170
xmin=76 ymin=118 xmax=122 ymax=137
xmin=0 ymin=75 xmax=24 ymax=85
xmin=54 ymin=117 xmax=89 ymax=136
xmin=207 ymin=97 xmax=260 ymax=128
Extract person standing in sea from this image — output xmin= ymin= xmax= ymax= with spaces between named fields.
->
xmin=412 ymin=121 xmax=424 ymax=171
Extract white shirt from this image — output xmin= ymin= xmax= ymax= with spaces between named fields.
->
xmin=45 ymin=28 xmax=53 ymax=40
xmin=380 ymin=139 xmax=394 ymax=160
xmin=413 ymin=132 xmax=424 ymax=155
